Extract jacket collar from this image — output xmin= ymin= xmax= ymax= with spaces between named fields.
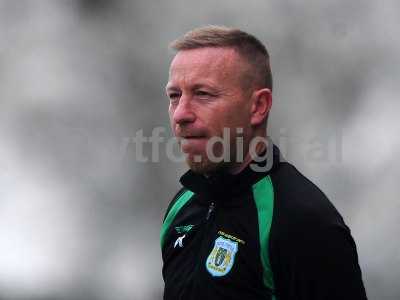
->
xmin=180 ymin=144 xmax=283 ymax=204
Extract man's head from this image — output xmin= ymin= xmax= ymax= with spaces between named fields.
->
xmin=166 ymin=25 xmax=273 ymax=174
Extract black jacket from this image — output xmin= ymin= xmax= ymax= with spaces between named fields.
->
xmin=161 ymin=145 xmax=367 ymax=300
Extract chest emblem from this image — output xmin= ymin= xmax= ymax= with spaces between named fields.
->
xmin=206 ymin=237 xmax=238 ymax=277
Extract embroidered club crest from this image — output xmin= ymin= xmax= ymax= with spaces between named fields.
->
xmin=206 ymin=237 xmax=238 ymax=277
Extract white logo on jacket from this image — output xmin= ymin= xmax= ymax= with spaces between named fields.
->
xmin=174 ymin=234 xmax=186 ymax=248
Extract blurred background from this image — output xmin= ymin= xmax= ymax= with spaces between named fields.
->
xmin=0 ymin=0 xmax=399 ymax=299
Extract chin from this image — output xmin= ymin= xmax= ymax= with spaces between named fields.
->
xmin=185 ymin=154 xmax=227 ymax=175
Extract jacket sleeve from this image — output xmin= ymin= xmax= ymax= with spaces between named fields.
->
xmin=269 ymin=163 xmax=367 ymax=300
xmin=270 ymin=220 xmax=368 ymax=300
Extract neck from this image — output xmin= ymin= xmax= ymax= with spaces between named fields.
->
xmin=228 ymin=136 xmax=268 ymax=175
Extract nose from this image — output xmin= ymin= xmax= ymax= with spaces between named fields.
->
xmin=172 ymin=95 xmax=196 ymax=125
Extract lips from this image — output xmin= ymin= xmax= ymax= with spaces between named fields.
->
xmin=176 ymin=131 xmax=207 ymax=140
xmin=179 ymin=136 xmax=206 ymax=144
xmin=181 ymin=135 xmax=205 ymax=139
xmin=178 ymin=135 xmax=207 ymax=154
xmin=174 ymin=124 xmax=207 ymax=138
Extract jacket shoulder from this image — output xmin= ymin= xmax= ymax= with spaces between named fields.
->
xmin=270 ymin=162 xmax=344 ymax=227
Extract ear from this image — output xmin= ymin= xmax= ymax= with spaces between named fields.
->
xmin=250 ymin=88 xmax=272 ymax=126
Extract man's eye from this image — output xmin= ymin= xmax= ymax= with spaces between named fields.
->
xmin=195 ymin=91 xmax=212 ymax=97
xmin=168 ymin=93 xmax=180 ymax=100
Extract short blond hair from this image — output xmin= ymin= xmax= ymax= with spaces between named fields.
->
xmin=170 ymin=25 xmax=272 ymax=91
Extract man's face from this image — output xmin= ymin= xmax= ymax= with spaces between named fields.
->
xmin=166 ymin=47 xmax=254 ymax=174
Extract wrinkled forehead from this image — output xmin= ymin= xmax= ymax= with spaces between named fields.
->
xmin=168 ymin=47 xmax=245 ymax=86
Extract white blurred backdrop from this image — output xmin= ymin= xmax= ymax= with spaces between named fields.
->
xmin=0 ymin=0 xmax=399 ymax=299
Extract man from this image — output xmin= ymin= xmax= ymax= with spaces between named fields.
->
xmin=160 ymin=25 xmax=367 ymax=300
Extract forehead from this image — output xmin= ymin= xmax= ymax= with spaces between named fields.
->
xmin=167 ymin=47 xmax=244 ymax=88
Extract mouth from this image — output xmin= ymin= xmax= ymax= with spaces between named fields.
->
xmin=178 ymin=134 xmax=207 ymax=140
xmin=178 ymin=135 xmax=207 ymax=153
xmin=182 ymin=136 xmax=205 ymax=139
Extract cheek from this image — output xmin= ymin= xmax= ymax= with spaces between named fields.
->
xmin=219 ymin=104 xmax=250 ymax=129
xmin=203 ymin=109 xmax=226 ymax=133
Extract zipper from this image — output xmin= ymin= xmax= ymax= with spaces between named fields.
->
xmin=206 ymin=202 xmax=215 ymax=220
xmin=193 ymin=202 xmax=216 ymax=297
xmin=181 ymin=201 xmax=216 ymax=300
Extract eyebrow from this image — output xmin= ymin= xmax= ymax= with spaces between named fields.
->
xmin=165 ymin=83 xmax=219 ymax=92
xmin=192 ymin=83 xmax=218 ymax=91
xmin=165 ymin=85 xmax=178 ymax=92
